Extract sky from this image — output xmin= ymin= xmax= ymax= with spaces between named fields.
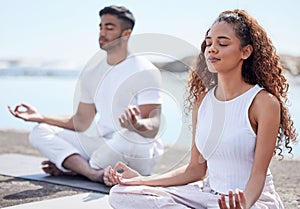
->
xmin=1 ymin=0 xmax=300 ymax=65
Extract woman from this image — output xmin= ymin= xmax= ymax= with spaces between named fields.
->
xmin=105 ymin=9 xmax=297 ymax=209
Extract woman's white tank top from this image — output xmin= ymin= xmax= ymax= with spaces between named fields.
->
xmin=195 ymin=84 xmax=268 ymax=194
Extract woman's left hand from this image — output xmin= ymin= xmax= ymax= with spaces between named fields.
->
xmin=218 ymin=189 xmax=247 ymax=209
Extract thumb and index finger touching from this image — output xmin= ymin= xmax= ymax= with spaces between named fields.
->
xmin=8 ymin=103 xmax=30 ymax=113
xmin=113 ymin=161 xmax=128 ymax=174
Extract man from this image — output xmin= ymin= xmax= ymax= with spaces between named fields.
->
xmin=8 ymin=5 xmax=163 ymax=184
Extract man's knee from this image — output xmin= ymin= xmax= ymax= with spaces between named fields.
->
xmin=29 ymin=123 xmax=54 ymax=147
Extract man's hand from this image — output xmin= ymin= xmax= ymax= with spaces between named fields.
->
xmin=8 ymin=103 xmax=43 ymax=122
xmin=118 ymin=104 xmax=161 ymax=138
xmin=118 ymin=106 xmax=141 ymax=131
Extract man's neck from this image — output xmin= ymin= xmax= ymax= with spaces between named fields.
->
xmin=106 ymin=47 xmax=128 ymax=65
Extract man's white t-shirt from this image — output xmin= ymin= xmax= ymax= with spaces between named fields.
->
xmin=79 ymin=54 xmax=162 ymax=138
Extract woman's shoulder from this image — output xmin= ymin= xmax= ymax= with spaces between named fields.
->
xmin=252 ymin=89 xmax=280 ymax=113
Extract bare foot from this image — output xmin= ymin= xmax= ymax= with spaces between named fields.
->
xmin=41 ymin=160 xmax=77 ymax=176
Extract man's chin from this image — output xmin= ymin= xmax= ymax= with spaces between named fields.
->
xmin=99 ymin=44 xmax=108 ymax=51
xmin=100 ymin=44 xmax=116 ymax=52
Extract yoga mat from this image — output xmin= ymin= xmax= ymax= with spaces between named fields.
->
xmin=0 ymin=153 xmax=111 ymax=194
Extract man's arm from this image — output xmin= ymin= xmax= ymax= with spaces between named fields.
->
xmin=8 ymin=102 xmax=96 ymax=132
xmin=119 ymin=104 xmax=161 ymax=138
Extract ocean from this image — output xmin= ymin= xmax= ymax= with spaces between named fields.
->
xmin=1 ymin=70 xmax=299 ymax=156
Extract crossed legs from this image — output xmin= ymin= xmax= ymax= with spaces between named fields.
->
xmin=29 ymin=123 xmax=105 ymax=182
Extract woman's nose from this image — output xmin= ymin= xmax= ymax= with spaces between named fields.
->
xmin=207 ymin=44 xmax=217 ymax=53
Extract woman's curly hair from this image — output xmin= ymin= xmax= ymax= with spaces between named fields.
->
xmin=187 ymin=9 xmax=297 ymax=156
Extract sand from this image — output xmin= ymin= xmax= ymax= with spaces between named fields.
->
xmin=0 ymin=129 xmax=299 ymax=208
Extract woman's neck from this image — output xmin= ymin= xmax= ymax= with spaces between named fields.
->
xmin=216 ymin=74 xmax=253 ymax=101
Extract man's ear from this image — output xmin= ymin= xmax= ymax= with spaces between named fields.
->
xmin=242 ymin=44 xmax=253 ymax=60
xmin=122 ymin=29 xmax=132 ymax=41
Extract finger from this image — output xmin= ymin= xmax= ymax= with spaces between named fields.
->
xmin=238 ymin=190 xmax=246 ymax=205
xmin=21 ymin=103 xmax=30 ymax=108
xmin=104 ymin=166 xmax=111 ymax=176
xmin=236 ymin=189 xmax=245 ymax=209
xmin=17 ymin=105 xmax=28 ymax=113
xmin=112 ymin=170 xmax=122 ymax=184
xmin=108 ymin=168 xmax=117 ymax=185
xmin=218 ymin=199 xmax=222 ymax=209
xmin=8 ymin=105 xmax=24 ymax=119
xmin=103 ymin=166 xmax=114 ymax=186
xmin=8 ymin=106 xmax=16 ymax=115
xmin=111 ymin=170 xmax=118 ymax=183
xmin=118 ymin=117 xmax=123 ymax=124
xmin=128 ymin=106 xmax=138 ymax=116
xmin=119 ymin=115 xmax=126 ymax=125
xmin=128 ymin=108 xmax=138 ymax=123
xmin=113 ymin=161 xmax=128 ymax=172
xmin=222 ymin=194 xmax=228 ymax=209
xmin=218 ymin=194 xmax=227 ymax=209
xmin=234 ymin=193 xmax=241 ymax=209
xmin=128 ymin=108 xmax=136 ymax=118
xmin=103 ymin=175 xmax=109 ymax=185
xmin=122 ymin=114 xmax=128 ymax=122
xmin=131 ymin=106 xmax=140 ymax=115
xmin=41 ymin=160 xmax=52 ymax=165
xmin=125 ymin=109 xmax=132 ymax=121
xmin=103 ymin=177 xmax=113 ymax=186
xmin=14 ymin=105 xmax=21 ymax=112
xmin=218 ymin=198 xmax=225 ymax=209
xmin=113 ymin=162 xmax=125 ymax=170
xmin=112 ymin=163 xmax=126 ymax=183
xmin=228 ymin=190 xmax=234 ymax=208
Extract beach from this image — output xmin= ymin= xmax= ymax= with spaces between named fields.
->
xmin=0 ymin=129 xmax=299 ymax=208
xmin=1 ymin=64 xmax=300 ymax=208
xmin=1 ymin=73 xmax=300 ymax=208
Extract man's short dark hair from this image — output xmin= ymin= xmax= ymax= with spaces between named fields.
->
xmin=99 ymin=5 xmax=135 ymax=30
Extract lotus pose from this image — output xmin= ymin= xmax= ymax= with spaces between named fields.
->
xmin=8 ymin=5 xmax=163 ymax=184
xmin=105 ymin=9 xmax=297 ymax=209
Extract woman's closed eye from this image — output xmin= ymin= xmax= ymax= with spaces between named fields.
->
xmin=205 ymin=42 xmax=228 ymax=47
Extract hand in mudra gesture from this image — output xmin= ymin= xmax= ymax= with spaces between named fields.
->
xmin=103 ymin=161 xmax=141 ymax=186
xmin=8 ymin=103 xmax=43 ymax=122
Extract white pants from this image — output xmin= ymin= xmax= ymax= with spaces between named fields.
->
xmin=29 ymin=123 xmax=163 ymax=175
xmin=109 ymin=175 xmax=284 ymax=209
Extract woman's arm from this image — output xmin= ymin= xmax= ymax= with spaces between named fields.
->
xmin=243 ymin=91 xmax=280 ymax=208
xmin=111 ymin=98 xmax=208 ymax=187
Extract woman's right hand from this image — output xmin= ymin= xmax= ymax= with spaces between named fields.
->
xmin=103 ymin=161 xmax=143 ymax=186
xmin=8 ymin=103 xmax=43 ymax=122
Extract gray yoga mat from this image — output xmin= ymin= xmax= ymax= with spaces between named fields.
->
xmin=0 ymin=153 xmax=111 ymax=194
